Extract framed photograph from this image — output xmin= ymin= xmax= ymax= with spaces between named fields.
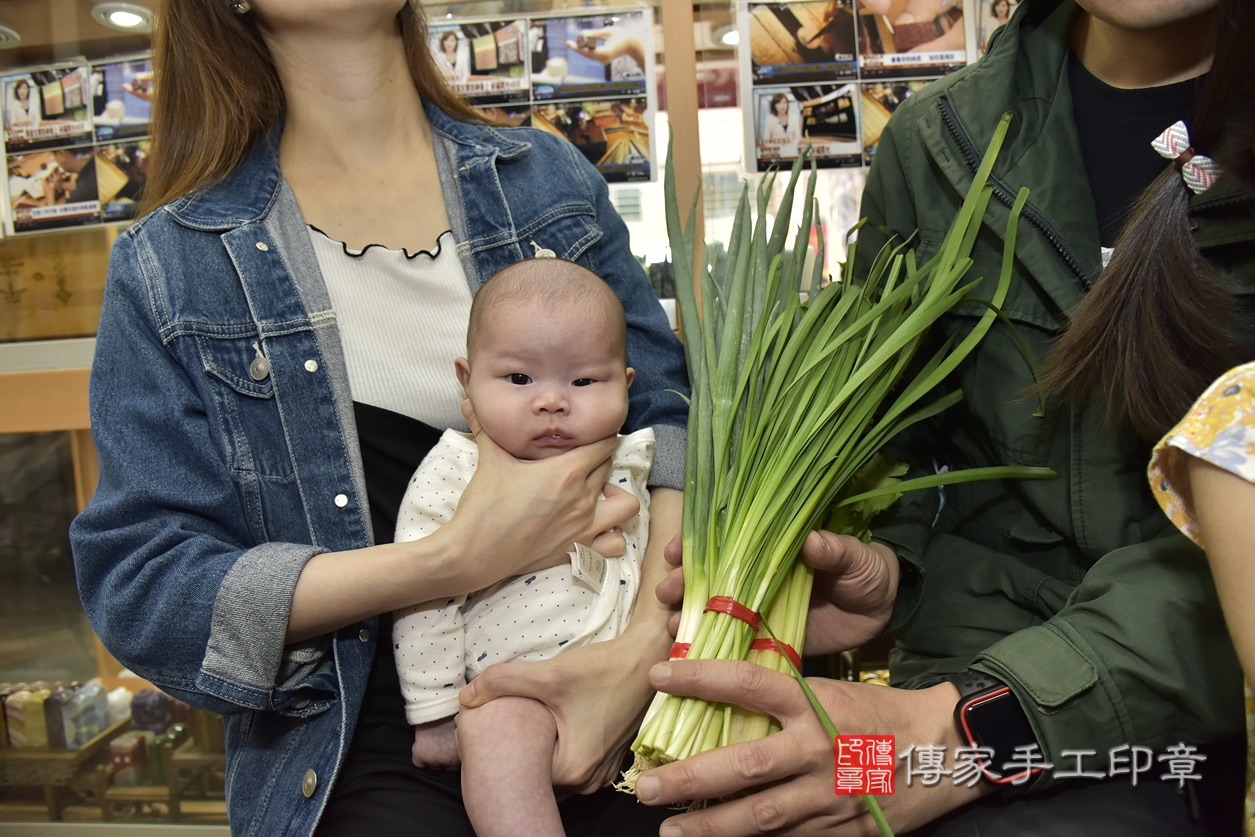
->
xmin=975 ymin=0 xmax=1016 ymax=55
xmin=533 ymin=97 xmax=651 ymax=182
xmin=430 ymin=19 xmax=530 ymax=105
xmin=530 ymin=11 xmax=651 ymax=102
xmin=7 ymin=145 xmax=100 ymax=233
xmin=96 ymin=140 xmax=150 ymax=222
xmin=91 ymin=56 xmax=154 ymax=142
xmin=744 ymin=2 xmax=858 ymax=85
xmin=749 ymin=83 xmax=862 ymax=171
xmin=3 ymin=64 xmax=94 ymax=153
xmin=859 ymin=79 xmax=929 ymax=164
xmin=855 ymin=0 xmax=968 ymax=79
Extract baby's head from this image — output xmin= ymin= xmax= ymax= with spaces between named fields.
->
xmin=457 ymin=258 xmax=635 ymax=460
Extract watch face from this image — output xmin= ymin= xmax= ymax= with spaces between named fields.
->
xmin=961 ymin=686 xmax=1044 ymax=786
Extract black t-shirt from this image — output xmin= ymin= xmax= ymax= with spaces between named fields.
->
xmin=1068 ymin=52 xmax=1203 ymax=247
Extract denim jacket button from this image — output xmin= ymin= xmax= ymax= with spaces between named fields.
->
xmin=304 ymin=359 xmax=319 ymax=373
xmin=256 ymin=241 xmax=269 ymax=252
xmin=293 ymin=698 xmax=310 ymax=710
xmin=248 ymin=356 xmax=270 ymax=381
xmin=301 ymin=769 xmax=317 ymax=798
xmin=358 ymin=628 xmax=370 ymax=642
xmin=334 ymin=493 xmax=348 ymax=508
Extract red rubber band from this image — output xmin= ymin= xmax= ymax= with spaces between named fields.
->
xmin=704 ymin=596 xmax=762 ymax=630
xmin=750 ymin=638 xmax=803 ymax=670
xmin=669 ymin=642 xmax=691 ymax=660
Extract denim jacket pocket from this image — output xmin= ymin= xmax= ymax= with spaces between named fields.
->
xmin=195 ymin=333 xmax=301 ymax=541
xmin=474 ymin=208 xmax=603 ymax=278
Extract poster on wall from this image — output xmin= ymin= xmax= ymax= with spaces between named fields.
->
xmin=96 ymin=140 xmax=150 ymax=222
xmin=434 ymin=6 xmax=656 ymax=183
xmin=91 ymin=56 xmax=154 ymax=142
xmin=854 ymin=0 xmax=968 ymax=79
xmin=6 ymin=145 xmax=101 ymax=233
xmin=3 ymin=53 xmax=153 ymax=235
xmin=859 ymin=79 xmax=929 ymax=164
xmin=751 ymin=84 xmax=861 ymax=171
xmin=3 ymin=64 xmax=95 ymax=153
xmin=975 ymin=0 xmax=1016 ymax=54
xmin=429 ymin=19 xmax=531 ymax=105
xmin=740 ymin=0 xmax=975 ymax=173
xmin=533 ymin=97 xmax=651 ymax=182
xmin=746 ymin=2 xmax=858 ymax=85
xmin=530 ymin=11 xmax=650 ymax=101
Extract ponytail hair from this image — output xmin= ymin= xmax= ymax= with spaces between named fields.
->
xmin=1035 ymin=0 xmax=1255 ymax=442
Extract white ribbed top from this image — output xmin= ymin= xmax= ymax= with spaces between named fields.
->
xmin=310 ymin=227 xmax=472 ymax=431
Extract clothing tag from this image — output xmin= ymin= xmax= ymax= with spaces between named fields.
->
xmin=569 ymin=543 xmax=607 ymax=592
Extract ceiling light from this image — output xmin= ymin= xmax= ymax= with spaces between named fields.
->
xmin=713 ymin=24 xmax=739 ymax=47
xmin=91 ymin=3 xmax=154 ymax=33
xmin=0 ymin=25 xmax=20 ymax=49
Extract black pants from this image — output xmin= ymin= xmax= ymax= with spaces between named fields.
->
xmin=314 ymin=755 xmax=669 ymax=836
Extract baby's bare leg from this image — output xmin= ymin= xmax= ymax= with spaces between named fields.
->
xmin=411 ymin=716 xmax=460 ymax=769
xmin=458 ymin=696 xmax=563 ymax=837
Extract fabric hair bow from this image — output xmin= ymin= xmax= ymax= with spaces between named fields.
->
xmin=1152 ymin=120 xmax=1220 ymax=195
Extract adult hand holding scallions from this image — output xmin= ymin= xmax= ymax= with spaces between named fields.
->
xmin=622 ymin=112 xmax=1054 ymax=834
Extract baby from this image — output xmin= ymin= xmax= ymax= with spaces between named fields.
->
xmin=392 ymin=257 xmax=653 ymax=836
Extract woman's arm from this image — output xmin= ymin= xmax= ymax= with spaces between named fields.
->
xmin=287 ymin=430 xmax=635 ymax=643
xmin=1186 ymin=456 xmax=1255 ymax=680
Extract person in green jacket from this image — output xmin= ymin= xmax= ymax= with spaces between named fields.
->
xmin=632 ymin=0 xmax=1255 ymax=833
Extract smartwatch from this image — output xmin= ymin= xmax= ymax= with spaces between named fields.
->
xmin=946 ymin=670 xmax=1044 ymax=789
xmin=901 ymin=669 xmax=1044 ymax=790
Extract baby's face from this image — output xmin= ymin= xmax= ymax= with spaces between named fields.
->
xmin=457 ymin=299 xmax=633 ymax=461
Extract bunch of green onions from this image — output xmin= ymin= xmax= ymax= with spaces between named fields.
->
xmin=621 ymin=113 xmax=1050 ymax=827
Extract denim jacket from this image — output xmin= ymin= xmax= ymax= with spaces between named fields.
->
xmin=70 ymin=102 xmax=689 ymax=836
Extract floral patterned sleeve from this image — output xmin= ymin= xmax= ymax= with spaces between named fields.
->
xmin=1149 ymin=360 xmax=1255 ymax=549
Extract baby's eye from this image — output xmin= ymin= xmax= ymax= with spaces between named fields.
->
xmin=572 ymin=378 xmax=595 ymax=387
xmin=508 ymin=373 xmax=532 ymax=385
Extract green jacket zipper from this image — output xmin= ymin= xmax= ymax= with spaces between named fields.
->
xmin=938 ymin=94 xmax=1093 ymax=289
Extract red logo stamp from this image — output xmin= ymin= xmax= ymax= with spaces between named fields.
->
xmin=835 ymin=735 xmax=896 ymax=795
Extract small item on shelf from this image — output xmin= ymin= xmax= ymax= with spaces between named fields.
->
xmin=0 ymin=683 xmax=13 ymax=750
xmin=44 ymin=682 xmax=73 ymax=748
xmin=63 ymin=681 xmax=108 ymax=748
xmin=131 ymin=688 xmax=171 ymax=733
xmin=5 ymin=687 xmax=31 ymax=747
xmin=107 ymin=685 xmax=134 ymax=726
xmin=110 ymin=730 xmax=151 ymax=787
xmin=22 ymin=687 xmax=52 ymax=748
xmin=169 ymin=695 xmax=193 ymax=727
xmin=148 ymin=722 xmax=188 ymax=784
xmin=190 ymin=707 xmax=226 ymax=754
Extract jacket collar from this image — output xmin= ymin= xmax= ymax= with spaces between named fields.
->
xmin=915 ymin=0 xmax=1101 ymax=317
xmin=164 ymin=100 xmax=532 ymax=231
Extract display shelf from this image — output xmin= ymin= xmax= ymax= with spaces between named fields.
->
xmin=0 ymin=716 xmax=127 ymax=820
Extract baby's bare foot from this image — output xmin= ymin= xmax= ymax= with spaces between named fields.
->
xmin=411 ymin=718 xmax=460 ymax=769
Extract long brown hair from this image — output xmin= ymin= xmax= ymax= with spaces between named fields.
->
xmin=139 ymin=0 xmax=484 ymax=216
xmin=1035 ymin=0 xmax=1255 ymax=442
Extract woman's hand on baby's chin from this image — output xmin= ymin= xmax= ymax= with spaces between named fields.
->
xmin=448 ymin=399 xmax=637 ymax=589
